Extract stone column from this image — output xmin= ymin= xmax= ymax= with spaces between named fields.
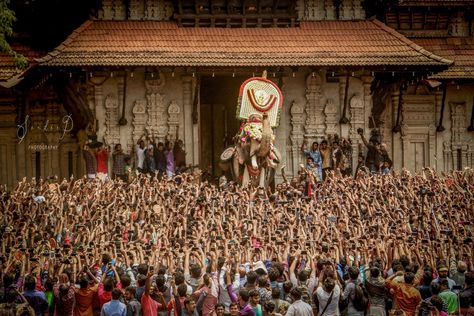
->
xmin=304 ymin=73 xmax=325 ymax=144
xmin=391 ymin=90 xmax=402 ymax=170
xmin=434 ymin=90 xmax=444 ymax=171
xmin=182 ymin=75 xmax=195 ymax=165
xmin=290 ymin=101 xmax=305 ymax=176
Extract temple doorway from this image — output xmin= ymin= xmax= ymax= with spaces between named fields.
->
xmin=199 ymin=76 xmax=243 ymax=179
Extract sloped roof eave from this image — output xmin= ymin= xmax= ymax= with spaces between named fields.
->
xmin=37 ymin=19 xmax=453 ymax=68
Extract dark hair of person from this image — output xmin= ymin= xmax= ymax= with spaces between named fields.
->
xmin=178 ymin=284 xmax=188 ymax=297
xmin=464 ymin=271 xmax=474 ymax=286
xmin=323 ymin=277 xmax=336 ymax=293
xmin=430 ymin=296 xmax=444 ymax=311
xmin=268 ymin=267 xmax=279 ymax=282
xmin=125 ymin=286 xmax=136 ymax=297
xmin=112 ymin=288 xmax=122 ymax=300
xmin=24 ymin=275 xmax=36 ymax=291
xmin=239 ymin=289 xmax=250 ymax=302
xmin=370 ymin=267 xmax=380 ymax=278
xmin=430 ymin=281 xmax=441 ymax=295
xmin=348 ymin=266 xmax=359 ymax=280
xmin=247 ymin=271 xmax=258 ymax=284
xmin=265 ymin=301 xmax=276 ymax=313
xmin=404 ymin=272 xmax=415 ymax=285
xmin=422 ymin=271 xmax=433 ymax=286
xmin=271 ymin=287 xmax=281 ymax=299
xmin=137 ymin=274 xmax=147 ymax=287
xmin=103 ymin=277 xmax=115 ymax=292
xmin=120 ymin=274 xmax=131 ymax=288
xmin=258 ymin=276 xmax=267 ymax=287
xmin=290 ymin=287 xmax=302 ymax=300
xmin=190 ymin=264 xmax=202 ymax=279
xmin=79 ymin=276 xmax=89 ymax=289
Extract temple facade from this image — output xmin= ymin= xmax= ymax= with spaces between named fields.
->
xmin=0 ymin=0 xmax=473 ymax=188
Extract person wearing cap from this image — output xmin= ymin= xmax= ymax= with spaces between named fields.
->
xmin=434 ymin=266 xmax=456 ymax=290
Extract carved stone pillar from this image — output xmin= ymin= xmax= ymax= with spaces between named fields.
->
xmin=304 ymin=73 xmax=325 ymax=143
xmin=428 ymin=123 xmax=436 ymax=168
xmin=303 ymin=0 xmax=325 ymax=20
xmin=94 ymin=85 xmax=103 ymax=138
xmin=325 ymin=0 xmax=335 ymax=19
xmin=144 ymin=0 xmax=173 ymax=20
xmin=104 ymin=95 xmax=120 ymax=146
xmin=324 ymin=99 xmax=338 ymax=135
xmin=129 ymin=0 xmax=145 ymax=20
xmin=167 ymin=101 xmax=181 ymax=140
xmin=145 ymin=77 xmax=168 ymax=142
xmin=349 ymin=95 xmax=364 ymax=169
xmin=290 ymin=101 xmax=305 ymax=175
xmin=182 ymin=75 xmax=196 ymax=165
xmin=353 ymin=0 xmax=364 ymax=19
xmin=132 ymin=100 xmax=147 ymax=144
xmin=450 ymin=102 xmax=467 ymax=170
xmin=391 ymin=91 xmax=402 ymax=170
xmin=340 ymin=0 xmax=353 ymax=20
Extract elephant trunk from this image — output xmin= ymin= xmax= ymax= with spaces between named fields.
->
xmin=257 ymin=113 xmax=272 ymax=157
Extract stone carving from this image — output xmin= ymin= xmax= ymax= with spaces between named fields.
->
xmin=129 ymin=0 xmax=145 ymax=19
xmin=145 ymin=77 xmax=166 ymax=94
xmin=100 ymin=0 xmax=126 ymax=20
xmin=325 ymin=0 xmax=335 ymax=19
xmin=324 ymin=98 xmax=338 ymax=135
xmin=450 ymin=102 xmax=468 ymax=169
xmin=132 ymin=100 xmax=147 ymax=144
xmin=104 ymin=94 xmax=120 ymax=146
xmin=145 ymin=0 xmax=174 ymax=20
xmin=304 ymin=73 xmax=325 ymax=141
xmin=167 ymin=101 xmax=181 ymax=140
xmin=290 ymin=100 xmax=305 ymax=176
xmin=146 ymin=92 xmax=168 ymax=140
xmin=340 ymin=0 xmax=353 ymax=20
xmin=302 ymin=0 xmax=325 ymax=20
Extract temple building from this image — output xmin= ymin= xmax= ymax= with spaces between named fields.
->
xmin=0 ymin=0 xmax=473 ymax=187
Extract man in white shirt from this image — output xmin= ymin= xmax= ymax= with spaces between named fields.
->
xmin=285 ymin=287 xmax=313 ymax=316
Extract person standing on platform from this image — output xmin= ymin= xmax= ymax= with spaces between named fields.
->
xmin=83 ymin=143 xmax=97 ymax=179
xmin=112 ymin=144 xmax=129 ymax=181
xmin=96 ymin=144 xmax=110 ymax=181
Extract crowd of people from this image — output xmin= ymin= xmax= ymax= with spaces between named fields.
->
xmin=82 ymin=134 xmax=187 ymax=182
xmin=300 ymin=129 xmax=392 ymax=182
xmin=0 ymin=164 xmax=473 ymax=316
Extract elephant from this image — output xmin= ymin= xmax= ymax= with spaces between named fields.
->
xmin=220 ymin=113 xmax=281 ymax=188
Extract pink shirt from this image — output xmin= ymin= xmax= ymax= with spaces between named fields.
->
xmin=141 ymin=293 xmax=162 ymax=316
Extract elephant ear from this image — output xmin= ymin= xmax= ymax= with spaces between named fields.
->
xmin=220 ymin=147 xmax=235 ymax=162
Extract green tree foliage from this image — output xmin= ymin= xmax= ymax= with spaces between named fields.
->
xmin=0 ymin=0 xmax=27 ymax=69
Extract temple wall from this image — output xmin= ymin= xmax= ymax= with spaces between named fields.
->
xmin=1 ymin=69 xmax=473 ymax=188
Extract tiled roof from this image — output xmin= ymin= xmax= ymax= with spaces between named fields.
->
xmin=0 ymin=43 xmax=42 ymax=82
xmin=37 ymin=19 xmax=452 ymax=68
xmin=399 ymin=0 xmax=473 ymax=6
xmin=414 ymin=37 xmax=474 ymax=79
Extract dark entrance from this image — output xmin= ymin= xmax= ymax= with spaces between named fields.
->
xmin=200 ymin=76 xmax=243 ymax=178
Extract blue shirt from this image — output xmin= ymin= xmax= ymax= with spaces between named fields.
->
xmin=23 ymin=290 xmax=48 ymax=316
xmin=101 ymin=299 xmax=127 ymax=316
xmin=303 ymin=149 xmax=322 ymax=169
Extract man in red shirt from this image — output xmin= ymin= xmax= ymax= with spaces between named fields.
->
xmin=95 ymin=144 xmax=110 ymax=181
xmin=142 ymin=271 xmax=166 ymax=316
xmin=98 ymin=265 xmax=122 ymax=310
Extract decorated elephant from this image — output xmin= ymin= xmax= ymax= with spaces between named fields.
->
xmin=220 ymin=73 xmax=283 ymax=188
